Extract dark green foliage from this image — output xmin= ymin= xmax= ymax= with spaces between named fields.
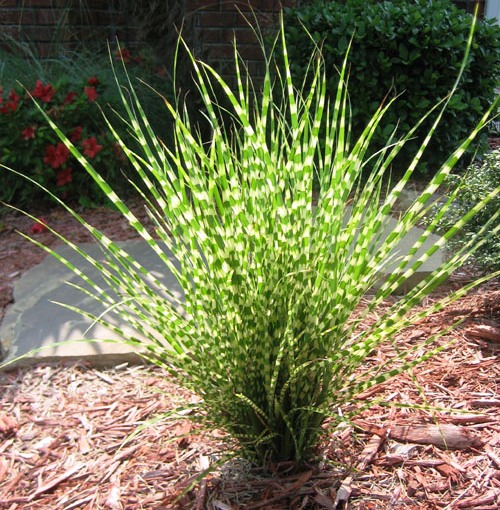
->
xmin=434 ymin=150 xmax=500 ymax=271
xmin=283 ymin=0 xmax=500 ymax=176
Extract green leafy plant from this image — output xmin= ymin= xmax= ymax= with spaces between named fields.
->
xmin=0 ymin=45 xmax=170 ymax=209
xmin=431 ymin=149 xmax=500 ymax=271
xmin=283 ymin=0 xmax=500 ymax=176
xmin=2 ymin=16 xmax=499 ymax=469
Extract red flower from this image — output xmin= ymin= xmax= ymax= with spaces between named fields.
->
xmin=69 ymin=126 xmax=83 ymax=142
xmin=31 ymin=218 xmax=48 ymax=234
xmin=43 ymin=143 xmax=70 ymax=169
xmin=115 ymin=48 xmax=132 ymax=62
xmin=81 ymin=137 xmax=103 ymax=158
xmin=87 ymin=76 xmax=99 ymax=87
xmin=0 ymin=89 xmax=20 ymax=113
xmin=62 ymin=91 xmax=78 ymax=105
xmin=21 ymin=125 xmax=36 ymax=140
xmin=84 ymin=86 xmax=98 ymax=102
xmin=31 ymin=80 xmax=56 ymax=103
xmin=56 ymin=167 xmax=73 ymax=186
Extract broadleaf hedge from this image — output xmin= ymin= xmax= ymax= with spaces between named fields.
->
xmin=283 ymin=0 xmax=500 ymax=176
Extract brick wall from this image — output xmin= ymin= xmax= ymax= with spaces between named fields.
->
xmin=186 ymin=1 xmax=297 ymax=79
xmin=0 ymin=0 xmax=137 ymax=57
xmin=0 ymin=0 xmax=486 ymax=79
xmin=0 ymin=0 xmax=296 ymax=81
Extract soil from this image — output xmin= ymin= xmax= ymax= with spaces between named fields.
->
xmin=0 ymin=203 xmax=499 ymax=509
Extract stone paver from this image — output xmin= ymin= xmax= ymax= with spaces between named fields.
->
xmin=0 ymin=217 xmax=444 ymax=368
xmin=1 ymin=241 xmax=183 ymax=367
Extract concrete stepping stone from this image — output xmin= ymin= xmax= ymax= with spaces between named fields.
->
xmin=0 ymin=219 xmax=443 ymax=368
xmin=0 ymin=241 xmax=183 ymax=368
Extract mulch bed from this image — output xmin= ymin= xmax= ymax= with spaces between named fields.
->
xmin=0 ymin=202 xmax=499 ymax=509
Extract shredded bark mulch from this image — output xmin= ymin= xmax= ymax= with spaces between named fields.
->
xmin=0 ymin=203 xmax=499 ymax=509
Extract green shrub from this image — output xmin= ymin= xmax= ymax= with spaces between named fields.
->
xmin=283 ymin=0 xmax=500 ymax=176
xmin=433 ymin=150 xmax=500 ymax=271
xmin=0 ymin=45 xmax=171 ymax=209
xmin=2 ymin=19 xmax=499 ymax=468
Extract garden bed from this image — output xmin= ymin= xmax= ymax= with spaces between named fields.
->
xmin=0 ymin=204 xmax=499 ymax=509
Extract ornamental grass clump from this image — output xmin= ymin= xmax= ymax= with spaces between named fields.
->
xmin=2 ymin=19 xmax=499 ymax=467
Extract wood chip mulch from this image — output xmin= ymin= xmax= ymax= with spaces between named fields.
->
xmin=0 ymin=203 xmax=499 ymax=509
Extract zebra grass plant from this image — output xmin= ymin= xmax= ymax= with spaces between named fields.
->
xmin=3 ymin=19 xmax=499 ymax=466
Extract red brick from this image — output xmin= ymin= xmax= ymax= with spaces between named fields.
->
xmin=250 ymin=0 xmax=274 ymax=10
xmin=0 ymin=10 xmax=33 ymax=24
xmin=220 ymin=1 xmax=256 ymax=10
xmin=246 ymin=59 xmax=266 ymax=76
xmin=0 ymin=25 xmax=17 ymax=38
xmin=199 ymin=28 xmax=222 ymax=43
xmin=222 ymin=27 xmax=258 ymax=44
xmin=234 ymin=9 xmax=257 ymax=26
xmin=205 ymin=42 xmax=236 ymax=59
xmin=23 ymin=0 xmax=67 ymax=6
xmin=235 ymin=43 xmax=264 ymax=60
xmin=236 ymin=0 xmax=289 ymax=11
xmin=87 ymin=11 xmax=120 ymax=27
xmin=277 ymin=0 xmax=297 ymax=8
xmin=85 ymin=0 xmax=112 ymax=7
xmin=186 ymin=0 xmax=219 ymax=10
xmin=234 ymin=8 xmax=276 ymax=25
xmin=18 ymin=25 xmax=56 ymax=42
xmin=219 ymin=1 xmax=283 ymax=13
xmin=198 ymin=11 xmax=235 ymax=28
xmin=35 ymin=8 xmax=63 ymax=25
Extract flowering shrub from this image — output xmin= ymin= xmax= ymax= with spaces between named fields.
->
xmin=0 ymin=73 xmax=130 ymax=208
xmin=0 ymin=42 xmax=172 ymax=210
